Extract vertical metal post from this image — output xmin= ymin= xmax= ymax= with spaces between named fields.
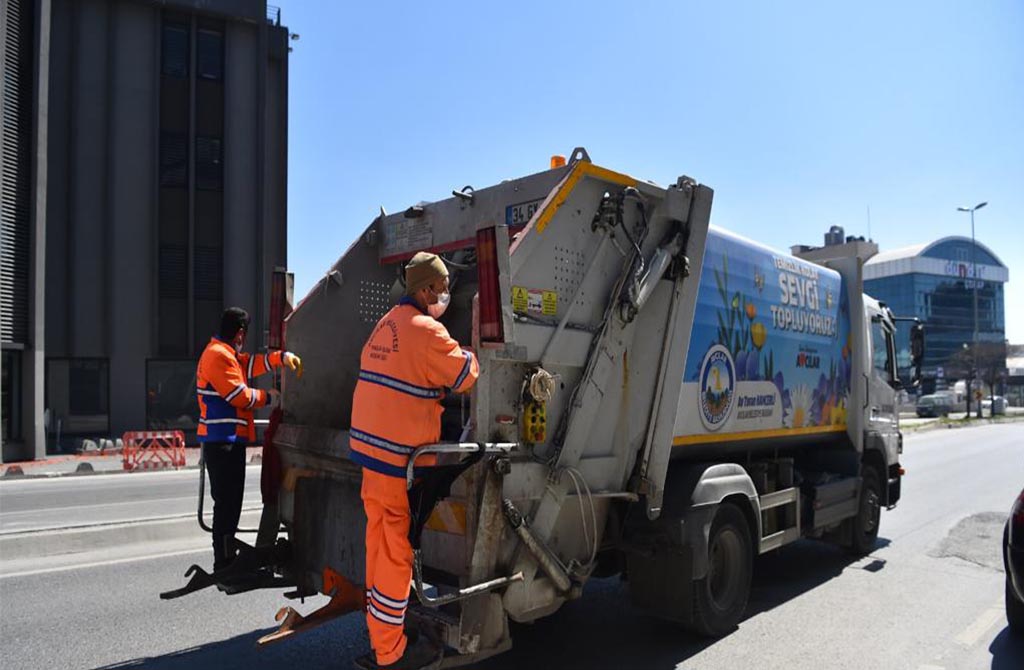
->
xmin=971 ymin=209 xmax=979 ymax=418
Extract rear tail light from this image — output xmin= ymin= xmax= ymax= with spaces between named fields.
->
xmin=269 ymin=268 xmax=294 ymax=350
xmin=476 ymin=227 xmax=504 ymax=343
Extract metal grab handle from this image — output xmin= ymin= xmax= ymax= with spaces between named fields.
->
xmin=197 ymin=449 xmax=259 ymax=534
xmin=405 ymin=442 xmax=517 ymax=489
xmin=412 ymin=549 xmax=523 ymax=608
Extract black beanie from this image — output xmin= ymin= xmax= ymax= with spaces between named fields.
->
xmin=219 ymin=307 xmax=250 ymax=341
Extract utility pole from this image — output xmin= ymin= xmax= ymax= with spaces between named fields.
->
xmin=957 ymin=201 xmax=987 ymax=418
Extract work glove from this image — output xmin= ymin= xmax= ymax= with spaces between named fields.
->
xmin=266 ymin=388 xmax=281 ymax=410
xmin=284 ymin=352 xmax=303 ymax=378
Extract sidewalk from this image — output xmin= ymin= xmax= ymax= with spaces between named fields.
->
xmin=900 ymin=407 xmax=1024 ymax=432
xmin=1 ymin=446 xmax=264 ymax=478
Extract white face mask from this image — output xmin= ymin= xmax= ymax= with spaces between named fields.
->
xmin=428 ymin=291 xmax=450 ymax=319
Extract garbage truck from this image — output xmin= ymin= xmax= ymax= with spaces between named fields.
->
xmin=163 ymin=148 xmax=924 ymax=664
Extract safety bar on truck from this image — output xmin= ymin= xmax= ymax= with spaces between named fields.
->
xmin=405 ymin=442 xmax=518 ymax=489
xmin=413 ymin=549 xmax=524 ymax=608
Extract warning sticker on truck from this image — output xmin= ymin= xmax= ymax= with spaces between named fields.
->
xmin=512 ymin=286 xmax=557 ymax=317
xmin=381 ymin=218 xmax=433 ymax=258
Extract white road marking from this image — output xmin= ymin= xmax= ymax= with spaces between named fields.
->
xmin=0 ymin=547 xmax=208 ymax=579
xmin=0 ymin=495 xmax=262 ymax=516
xmin=953 ymin=605 xmax=1004 ymax=647
xmin=0 ymin=464 xmax=262 ymax=487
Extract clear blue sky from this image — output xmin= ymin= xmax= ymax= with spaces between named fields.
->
xmin=277 ymin=0 xmax=1023 ymax=341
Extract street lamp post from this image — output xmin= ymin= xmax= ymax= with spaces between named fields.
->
xmin=957 ymin=201 xmax=987 ymax=418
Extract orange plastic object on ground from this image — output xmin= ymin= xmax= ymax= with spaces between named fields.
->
xmin=121 ymin=430 xmax=186 ymax=471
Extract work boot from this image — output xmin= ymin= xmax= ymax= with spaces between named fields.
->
xmin=353 ymin=632 xmax=442 ymax=670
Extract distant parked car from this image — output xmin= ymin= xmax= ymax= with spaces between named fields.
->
xmin=916 ymin=394 xmax=953 ymax=418
xmin=1004 ymin=488 xmax=1024 ymax=634
xmin=981 ymin=396 xmax=1007 ymax=416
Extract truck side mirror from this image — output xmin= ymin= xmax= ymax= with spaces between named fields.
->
xmin=910 ymin=323 xmax=925 ymax=387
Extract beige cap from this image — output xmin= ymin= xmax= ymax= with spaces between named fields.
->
xmin=405 ymin=252 xmax=448 ymax=295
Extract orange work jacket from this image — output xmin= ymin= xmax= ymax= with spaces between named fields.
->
xmin=196 ymin=337 xmax=287 ymax=444
xmin=349 ymin=297 xmax=479 ymax=478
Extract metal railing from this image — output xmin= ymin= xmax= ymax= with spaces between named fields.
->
xmin=266 ymin=5 xmax=281 ymax=26
xmin=405 ymin=442 xmax=517 ymax=488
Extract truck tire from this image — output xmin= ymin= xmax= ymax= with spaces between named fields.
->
xmin=847 ymin=467 xmax=881 ymax=556
xmin=690 ymin=502 xmax=752 ymax=637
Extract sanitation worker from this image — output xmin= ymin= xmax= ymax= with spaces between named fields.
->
xmin=196 ymin=307 xmax=303 ymax=573
xmin=350 ymin=252 xmax=478 ymax=670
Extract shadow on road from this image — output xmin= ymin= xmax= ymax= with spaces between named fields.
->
xmin=989 ymin=627 xmax=1024 ymax=670
xmin=746 ymin=537 xmax=891 ymax=618
xmin=93 ymin=618 xmax=369 ymax=670
xmin=479 ymin=537 xmax=890 ymax=670
xmin=96 ymin=539 xmax=889 ymax=670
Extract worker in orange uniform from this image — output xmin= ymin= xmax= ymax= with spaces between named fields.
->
xmin=196 ymin=307 xmax=303 ymax=573
xmin=351 ymin=253 xmax=478 ymax=670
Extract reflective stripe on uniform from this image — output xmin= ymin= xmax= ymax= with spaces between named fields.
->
xmin=371 ymin=586 xmax=408 ymax=610
xmin=349 ymin=451 xmax=409 ymax=478
xmin=367 ymin=602 xmax=404 ymax=626
xmin=357 ymin=370 xmax=441 ymax=399
xmin=200 ymin=417 xmax=248 ymax=426
xmin=196 ymin=388 xmax=219 ymax=396
xmin=225 ymin=384 xmax=245 ymax=402
xmin=247 ymin=355 xmax=255 ymax=379
xmin=452 ymin=350 xmax=472 ymax=390
xmin=350 ymin=428 xmax=416 ymax=456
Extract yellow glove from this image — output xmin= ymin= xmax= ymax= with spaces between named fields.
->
xmin=284 ymin=352 xmax=303 ymax=378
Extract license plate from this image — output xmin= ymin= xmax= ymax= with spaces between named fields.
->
xmin=505 ymin=198 xmax=544 ymax=227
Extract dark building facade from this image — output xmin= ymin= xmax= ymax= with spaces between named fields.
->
xmin=2 ymin=0 xmax=289 ymax=461
xmin=864 ymin=237 xmax=1007 ymax=392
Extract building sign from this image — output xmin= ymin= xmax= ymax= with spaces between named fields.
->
xmin=943 ymin=260 xmax=989 ymax=281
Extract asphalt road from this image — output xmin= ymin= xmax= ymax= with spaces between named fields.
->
xmin=1 ymin=423 xmax=1022 ymax=669
xmin=0 ymin=467 xmax=262 ymax=533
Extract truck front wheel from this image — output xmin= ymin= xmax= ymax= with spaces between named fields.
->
xmin=690 ymin=502 xmax=753 ymax=637
xmin=847 ymin=467 xmax=881 ymax=555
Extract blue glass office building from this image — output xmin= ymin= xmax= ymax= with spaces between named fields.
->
xmin=864 ymin=237 xmax=1007 ymax=392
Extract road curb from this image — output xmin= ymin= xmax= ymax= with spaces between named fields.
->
xmin=903 ymin=414 xmax=1024 ymax=434
xmin=0 ymin=509 xmax=262 ymax=562
xmin=1 ymin=447 xmax=264 ymax=479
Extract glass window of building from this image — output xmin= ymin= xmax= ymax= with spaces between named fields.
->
xmin=147 ymin=360 xmax=200 ymax=431
xmin=45 ymin=359 xmax=110 ymax=447
xmin=197 ymin=29 xmax=224 ymax=80
xmin=2 ymin=350 xmax=21 ymax=441
xmin=195 ymin=136 xmax=222 ymax=191
xmin=161 ymin=23 xmax=189 ymax=78
xmin=159 ymin=131 xmax=188 ymax=187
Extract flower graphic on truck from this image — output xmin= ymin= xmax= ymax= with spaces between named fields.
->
xmin=785 ymin=384 xmax=813 ymax=428
xmin=690 ymin=234 xmax=853 ymax=435
xmin=712 ymin=252 xmax=772 ymax=383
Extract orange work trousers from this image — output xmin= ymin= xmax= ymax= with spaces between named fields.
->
xmin=361 ymin=468 xmax=413 ymax=666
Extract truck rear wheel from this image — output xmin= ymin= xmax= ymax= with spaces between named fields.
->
xmin=847 ymin=467 xmax=881 ymax=556
xmin=690 ymin=502 xmax=752 ymax=637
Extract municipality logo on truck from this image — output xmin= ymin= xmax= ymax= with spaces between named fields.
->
xmin=698 ymin=345 xmax=736 ymax=431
